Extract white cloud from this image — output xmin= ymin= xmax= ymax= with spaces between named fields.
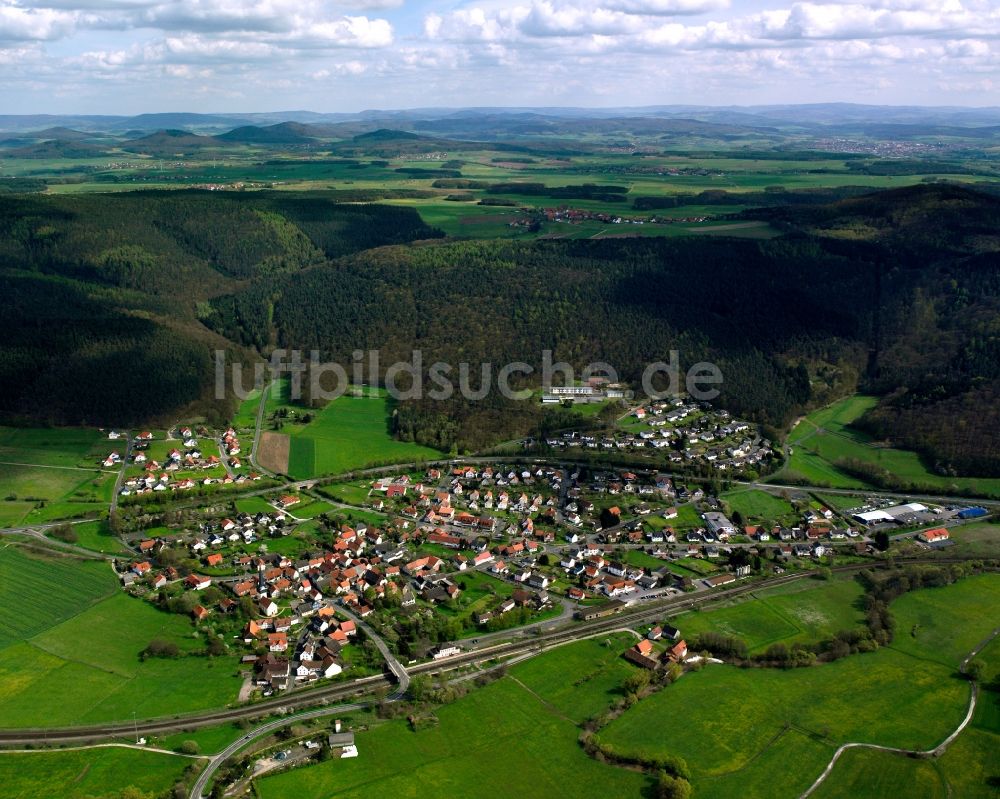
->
xmin=2 ymin=0 xmax=1000 ymax=111
xmin=0 ymin=3 xmax=76 ymax=41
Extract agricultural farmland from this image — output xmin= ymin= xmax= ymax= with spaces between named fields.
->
xmin=676 ymin=575 xmax=868 ymax=653
xmin=813 ymin=635 xmax=1000 ymax=799
xmin=0 ymin=586 xmax=242 ymax=727
xmin=0 ymin=425 xmax=118 ymax=525
xmin=0 ymin=547 xmax=117 ymax=649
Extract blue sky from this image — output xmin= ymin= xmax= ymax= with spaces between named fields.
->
xmin=1 ymin=0 xmax=997 ymax=113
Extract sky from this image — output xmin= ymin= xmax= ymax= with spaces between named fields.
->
xmin=1 ymin=0 xmax=998 ymax=114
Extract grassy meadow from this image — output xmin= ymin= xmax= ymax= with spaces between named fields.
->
xmin=595 ymin=573 xmax=1000 ymax=799
xmin=0 ymin=746 xmax=196 ymax=799
xmin=255 ymin=633 xmax=648 ymax=799
xmin=675 ymin=575 xmax=868 ymax=653
xmin=284 ymin=388 xmax=440 ymax=479
xmin=778 ymin=396 xmax=1000 ymax=497
xmin=0 ymin=552 xmax=242 ymax=727
xmin=0 ymin=426 xmax=118 ymax=526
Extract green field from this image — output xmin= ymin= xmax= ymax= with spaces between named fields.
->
xmin=284 ymin=389 xmax=441 ymax=479
xmin=502 ymin=633 xmax=638 ymax=723
xmin=158 ymin=721 xmax=248 ymax=754
xmin=0 ymin=746 xmax=195 ymax=799
xmin=0 ymin=426 xmax=121 ymax=525
xmin=808 ymin=747 xmax=948 ymax=799
xmin=673 ymin=556 xmax=719 ymax=576
xmin=255 ymin=635 xmax=648 ymax=799
xmin=887 ymin=572 xmax=1000 ymax=667
xmin=676 ymin=575 xmax=867 ymax=652
xmin=721 ymin=488 xmax=799 ymax=526
xmin=50 ymin=519 xmax=126 ymax=554
xmin=596 ymin=574 xmax=1000 ymax=799
xmin=935 ymin=522 xmax=1000 ymax=559
xmin=778 ymin=396 xmax=1000 ymax=497
xmin=596 ymin=648 xmax=967 ymax=798
xmin=814 ymin=634 xmax=1000 ymax=799
xmin=0 ymin=587 xmax=243 ymax=727
xmin=0 ymin=547 xmax=117 ymax=649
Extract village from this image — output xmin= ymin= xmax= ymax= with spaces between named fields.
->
xmin=111 ymin=446 xmax=980 ymax=705
xmin=539 ymin=393 xmax=776 ymax=474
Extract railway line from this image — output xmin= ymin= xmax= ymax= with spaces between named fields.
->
xmin=0 ymin=555 xmax=980 ymax=747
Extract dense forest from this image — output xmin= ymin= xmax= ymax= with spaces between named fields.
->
xmin=0 ymin=191 xmax=440 ymax=425
xmin=0 ymin=183 xmax=997 ymax=475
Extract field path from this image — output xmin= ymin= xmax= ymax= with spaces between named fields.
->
xmin=0 ymin=461 xmax=117 ymax=474
xmin=799 ymin=625 xmax=1000 ymax=799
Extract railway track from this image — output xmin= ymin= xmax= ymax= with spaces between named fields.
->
xmin=0 ymin=555 xmax=982 ymax=746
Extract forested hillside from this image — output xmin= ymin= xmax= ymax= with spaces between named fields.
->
xmin=0 ymin=184 xmax=997 ymax=475
xmin=205 ymin=184 xmax=1000 ymax=472
xmin=0 ymin=191 xmax=440 ymax=425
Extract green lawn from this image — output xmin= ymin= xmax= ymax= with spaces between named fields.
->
xmin=288 ymin=499 xmax=337 ymax=519
xmin=0 ymin=746 xmax=195 ymax=799
xmin=672 ymin=503 xmax=703 ymax=530
xmin=284 ymin=389 xmax=441 ymax=479
xmin=623 ymin=549 xmax=668 ymax=570
xmin=256 ymin=645 xmax=649 ymax=799
xmin=673 ymin=556 xmax=719 ymax=576
xmin=234 ymin=495 xmax=279 ymax=515
xmin=778 ymin=396 xmax=1000 ymax=497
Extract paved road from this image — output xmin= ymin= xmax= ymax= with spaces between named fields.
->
xmin=0 ymin=526 xmax=117 ymax=561
xmin=336 ymin=605 xmax=410 ymax=693
xmin=109 ymin=431 xmax=133 ymax=513
xmin=190 ymin=700 xmax=369 ymax=799
xmin=191 ymin=602 xmax=412 ymax=798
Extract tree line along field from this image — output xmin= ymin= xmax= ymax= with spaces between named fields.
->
xmin=254 ymin=634 xmax=651 ymax=799
xmin=0 ymin=426 xmax=119 ymax=527
xmin=0 ymin=548 xmax=242 ymax=727
xmin=778 ymin=395 xmax=1000 ymax=498
xmin=593 ymin=573 xmax=1000 ymax=799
